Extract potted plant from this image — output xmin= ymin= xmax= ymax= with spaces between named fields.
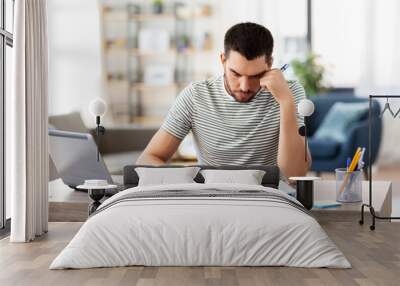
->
xmin=152 ymin=0 xmax=164 ymax=14
xmin=291 ymin=53 xmax=328 ymax=96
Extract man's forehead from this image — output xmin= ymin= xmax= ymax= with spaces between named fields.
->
xmin=225 ymin=52 xmax=269 ymax=76
xmin=229 ymin=67 xmax=267 ymax=78
xmin=227 ymin=62 xmax=268 ymax=77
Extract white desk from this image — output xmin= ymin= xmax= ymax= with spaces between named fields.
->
xmin=312 ymin=180 xmax=392 ymax=222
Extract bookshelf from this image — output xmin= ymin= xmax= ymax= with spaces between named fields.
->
xmin=99 ymin=0 xmax=216 ymax=125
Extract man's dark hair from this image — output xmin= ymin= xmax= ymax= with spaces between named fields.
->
xmin=224 ymin=22 xmax=274 ymax=61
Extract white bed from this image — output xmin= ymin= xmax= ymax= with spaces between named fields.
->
xmin=50 ymin=183 xmax=351 ymax=269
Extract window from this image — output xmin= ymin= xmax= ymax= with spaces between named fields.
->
xmin=312 ymin=0 xmax=363 ymax=87
xmin=0 ymin=0 xmax=14 ymax=232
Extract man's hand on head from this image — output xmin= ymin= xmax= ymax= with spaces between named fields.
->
xmin=259 ymin=69 xmax=293 ymax=106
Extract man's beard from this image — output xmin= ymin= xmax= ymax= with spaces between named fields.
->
xmin=223 ymin=74 xmax=261 ymax=102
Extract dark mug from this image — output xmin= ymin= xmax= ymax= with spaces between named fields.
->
xmin=295 ymin=180 xmax=314 ymax=210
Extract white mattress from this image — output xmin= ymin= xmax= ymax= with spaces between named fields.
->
xmin=50 ymin=183 xmax=351 ymax=269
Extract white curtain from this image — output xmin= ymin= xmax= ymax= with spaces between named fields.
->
xmin=7 ymin=0 xmax=49 ymax=242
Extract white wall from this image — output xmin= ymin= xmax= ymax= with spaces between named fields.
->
xmin=48 ymin=0 xmax=102 ymax=126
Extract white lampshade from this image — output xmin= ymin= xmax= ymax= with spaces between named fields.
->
xmin=89 ymin=98 xmax=107 ymax=117
xmin=298 ymin=99 xmax=315 ymax=117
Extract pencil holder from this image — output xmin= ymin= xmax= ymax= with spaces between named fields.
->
xmin=335 ymin=168 xmax=362 ymax=203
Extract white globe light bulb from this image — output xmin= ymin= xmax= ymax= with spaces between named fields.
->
xmin=89 ymin=98 xmax=107 ymax=117
xmin=298 ymin=99 xmax=315 ymax=117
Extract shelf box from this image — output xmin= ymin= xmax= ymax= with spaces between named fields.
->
xmin=138 ymin=29 xmax=170 ymax=53
xmin=143 ymin=65 xmax=174 ymax=86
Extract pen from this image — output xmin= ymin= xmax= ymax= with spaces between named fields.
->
xmin=358 ymin=147 xmax=366 ymax=170
xmin=280 ymin=64 xmax=289 ymax=72
xmin=259 ymin=64 xmax=289 ymax=94
xmin=346 ymin=157 xmax=351 ymax=171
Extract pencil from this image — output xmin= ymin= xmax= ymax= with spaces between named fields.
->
xmin=338 ymin=148 xmax=362 ymax=194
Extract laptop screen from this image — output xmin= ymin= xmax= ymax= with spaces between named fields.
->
xmin=49 ymin=129 xmax=113 ymax=187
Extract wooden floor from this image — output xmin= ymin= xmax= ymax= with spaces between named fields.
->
xmin=1 ymin=221 xmax=400 ymax=286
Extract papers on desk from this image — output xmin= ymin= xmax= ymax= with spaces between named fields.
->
xmin=279 ymin=181 xmax=342 ymax=209
xmin=313 ymin=200 xmax=342 ymax=209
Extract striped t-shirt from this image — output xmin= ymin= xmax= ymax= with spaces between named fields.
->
xmin=161 ymin=75 xmax=306 ymax=166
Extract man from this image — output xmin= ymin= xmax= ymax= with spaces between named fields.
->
xmin=137 ymin=22 xmax=311 ymax=178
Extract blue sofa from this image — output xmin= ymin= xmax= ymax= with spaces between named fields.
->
xmin=307 ymin=95 xmax=382 ymax=177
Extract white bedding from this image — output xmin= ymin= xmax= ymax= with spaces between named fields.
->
xmin=50 ymin=183 xmax=351 ymax=269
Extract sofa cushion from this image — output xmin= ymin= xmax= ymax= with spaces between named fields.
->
xmin=308 ymin=137 xmax=340 ymax=159
xmin=49 ymin=111 xmax=89 ymax=133
xmin=313 ymin=102 xmax=369 ymax=143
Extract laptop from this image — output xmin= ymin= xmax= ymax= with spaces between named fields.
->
xmin=48 ymin=129 xmax=125 ymax=196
